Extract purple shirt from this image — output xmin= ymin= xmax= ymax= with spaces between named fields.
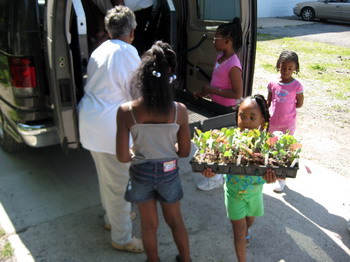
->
xmin=268 ymin=79 xmax=304 ymax=129
xmin=210 ymin=53 xmax=242 ymax=107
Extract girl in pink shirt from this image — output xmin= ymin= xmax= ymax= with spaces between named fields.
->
xmin=195 ymin=17 xmax=243 ymax=107
xmin=194 ymin=17 xmax=243 ymax=191
xmin=267 ymin=50 xmax=304 ymax=193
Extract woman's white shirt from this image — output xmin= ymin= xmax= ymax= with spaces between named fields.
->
xmin=78 ymin=39 xmax=140 ymax=154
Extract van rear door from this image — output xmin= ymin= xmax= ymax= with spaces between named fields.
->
xmin=44 ymin=0 xmax=79 ymax=150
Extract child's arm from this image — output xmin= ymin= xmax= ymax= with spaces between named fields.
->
xmin=267 ymin=91 xmax=272 ymax=108
xmin=296 ymin=92 xmax=304 ymax=108
xmin=200 ymin=67 xmax=243 ymax=99
xmin=228 ymin=66 xmax=243 ymax=98
xmin=176 ymin=103 xmax=191 ymax=158
xmin=116 ymin=105 xmax=132 ymax=163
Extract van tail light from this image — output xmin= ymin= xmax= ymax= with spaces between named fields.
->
xmin=9 ymin=57 xmax=37 ymax=89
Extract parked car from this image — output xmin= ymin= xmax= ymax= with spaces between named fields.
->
xmin=0 ymin=0 xmax=257 ymax=153
xmin=293 ymin=0 xmax=350 ymax=22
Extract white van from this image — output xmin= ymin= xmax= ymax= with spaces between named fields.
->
xmin=0 ymin=0 xmax=257 ymax=152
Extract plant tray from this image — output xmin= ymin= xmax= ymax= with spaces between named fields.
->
xmin=190 ymin=159 xmax=299 ymax=178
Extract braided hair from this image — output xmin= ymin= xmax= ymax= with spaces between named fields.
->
xmin=235 ymin=94 xmax=270 ymax=127
xmin=276 ymin=50 xmax=300 ymax=73
xmin=252 ymin=94 xmax=270 ymax=125
xmin=216 ymin=17 xmax=242 ymax=53
xmin=130 ymin=41 xmax=177 ymax=114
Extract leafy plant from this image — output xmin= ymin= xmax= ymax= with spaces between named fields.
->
xmin=192 ymin=127 xmax=302 ymax=168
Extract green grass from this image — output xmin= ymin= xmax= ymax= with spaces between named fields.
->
xmin=1 ymin=241 xmax=14 ymax=258
xmin=256 ymin=33 xmax=350 ymax=100
xmin=0 ymin=227 xmax=14 ymax=259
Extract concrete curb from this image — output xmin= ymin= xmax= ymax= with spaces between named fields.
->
xmin=0 ymin=203 xmax=35 ymax=262
xmin=258 ymin=17 xmax=316 ymax=28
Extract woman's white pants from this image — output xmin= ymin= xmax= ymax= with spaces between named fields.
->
xmin=90 ymin=151 xmax=132 ymax=245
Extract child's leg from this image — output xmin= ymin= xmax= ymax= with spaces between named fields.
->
xmin=246 ymin=216 xmax=255 ymax=229
xmin=245 ymin=216 xmax=255 ymax=245
xmin=231 ymin=217 xmax=249 ymax=262
xmin=138 ymin=199 xmax=159 ymax=262
xmin=161 ymin=201 xmax=191 ymax=262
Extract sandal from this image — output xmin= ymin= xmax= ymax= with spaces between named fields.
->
xmin=112 ymin=237 xmax=144 ymax=253
xmin=245 ymin=228 xmax=251 ymax=247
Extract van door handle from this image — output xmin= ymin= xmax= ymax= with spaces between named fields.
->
xmin=178 ymin=34 xmax=208 ymax=55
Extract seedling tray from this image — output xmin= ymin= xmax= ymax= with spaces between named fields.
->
xmin=190 ymin=159 xmax=299 ymax=178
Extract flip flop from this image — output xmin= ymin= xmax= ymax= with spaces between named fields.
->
xmin=112 ymin=237 xmax=144 ymax=253
xmin=245 ymin=228 xmax=251 ymax=247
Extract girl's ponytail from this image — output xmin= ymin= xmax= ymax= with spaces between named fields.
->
xmin=130 ymin=41 xmax=177 ymax=114
xmin=217 ymin=17 xmax=243 ymax=53
xmin=253 ymin=94 xmax=270 ymax=124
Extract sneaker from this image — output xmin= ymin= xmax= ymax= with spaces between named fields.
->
xmin=197 ymin=175 xmax=223 ymax=191
xmin=273 ymin=180 xmax=286 ymax=193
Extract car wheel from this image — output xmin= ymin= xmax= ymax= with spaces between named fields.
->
xmin=301 ymin=7 xmax=315 ymax=21
xmin=0 ymin=110 xmax=26 ymax=152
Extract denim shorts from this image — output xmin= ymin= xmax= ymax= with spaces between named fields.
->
xmin=124 ymin=160 xmax=183 ymax=204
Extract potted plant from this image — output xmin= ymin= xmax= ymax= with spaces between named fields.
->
xmin=191 ymin=127 xmax=302 ymax=178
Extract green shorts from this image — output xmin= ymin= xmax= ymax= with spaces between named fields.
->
xmin=224 ymin=184 xmax=264 ymax=220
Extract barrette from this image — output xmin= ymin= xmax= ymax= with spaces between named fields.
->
xmin=169 ymin=74 xmax=177 ymax=84
xmin=152 ymin=70 xmax=161 ymax=78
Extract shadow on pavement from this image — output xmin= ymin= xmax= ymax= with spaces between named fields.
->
xmin=283 ymin=187 xmax=350 ymax=251
xmin=1 ymin=145 xmax=350 ymax=261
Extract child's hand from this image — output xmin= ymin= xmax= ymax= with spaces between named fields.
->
xmin=202 ymin=168 xmax=216 ymax=178
xmin=263 ymin=169 xmax=277 ymax=183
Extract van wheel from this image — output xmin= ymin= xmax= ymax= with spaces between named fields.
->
xmin=0 ymin=111 xmax=26 ymax=152
xmin=301 ymin=7 xmax=315 ymax=21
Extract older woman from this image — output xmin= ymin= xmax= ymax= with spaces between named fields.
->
xmin=78 ymin=6 xmax=143 ymax=253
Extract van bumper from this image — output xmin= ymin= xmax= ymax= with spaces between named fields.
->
xmin=17 ymin=123 xmax=60 ymax=147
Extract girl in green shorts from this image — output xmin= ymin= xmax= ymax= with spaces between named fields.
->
xmin=202 ymin=95 xmax=277 ymax=262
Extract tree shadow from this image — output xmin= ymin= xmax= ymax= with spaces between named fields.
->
xmin=249 ymin=191 xmax=350 ymax=262
xmin=283 ymin=186 xmax=350 ymax=249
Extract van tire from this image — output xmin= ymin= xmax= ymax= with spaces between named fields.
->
xmin=0 ymin=111 xmax=26 ymax=153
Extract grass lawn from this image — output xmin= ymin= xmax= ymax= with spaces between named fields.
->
xmin=255 ymin=33 xmax=350 ymax=103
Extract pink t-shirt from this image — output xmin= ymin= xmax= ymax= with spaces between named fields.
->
xmin=268 ymin=79 xmax=304 ymax=130
xmin=210 ymin=53 xmax=242 ymax=107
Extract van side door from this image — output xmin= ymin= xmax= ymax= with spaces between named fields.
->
xmin=44 ymin=0 xmax=79 ymax=150
xmin=184 ymin=0 xmax=257 ymax=109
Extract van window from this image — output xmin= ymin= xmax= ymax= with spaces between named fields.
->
xmin=197 ymin=0 xmax=240 ymax=21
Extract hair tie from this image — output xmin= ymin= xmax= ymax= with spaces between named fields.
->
xmin=152 ymin=70 xmax=161 ymax=78
xmin=169 ymin=74 xmax=177 ymax=84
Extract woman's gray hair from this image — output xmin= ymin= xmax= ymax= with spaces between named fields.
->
xmin=104 ymin=6 xmax=137 ymax=39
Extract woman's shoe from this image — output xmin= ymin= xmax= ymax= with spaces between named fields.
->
xmin=112 ymin=237 xmax=144 ymax=253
